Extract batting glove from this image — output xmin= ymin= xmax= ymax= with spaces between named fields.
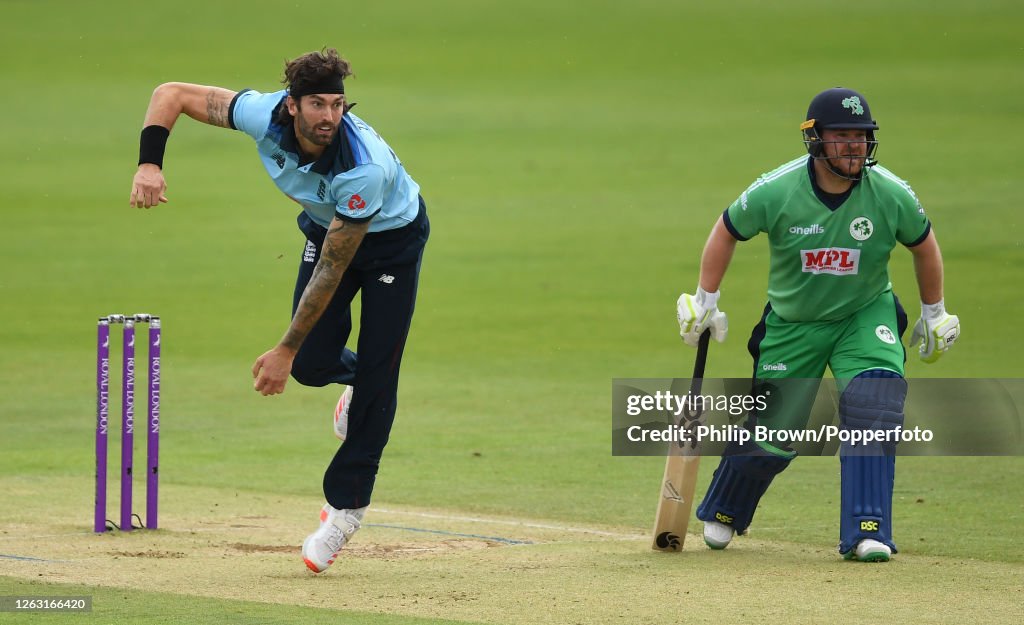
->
xmin=677 ymin=287 xmax=728 ymax=348
xmin=909 ymin=300 xmax=960 ymax=364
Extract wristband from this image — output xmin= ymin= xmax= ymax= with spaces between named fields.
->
xmin=695 ymin=286 xmax=720 ymax=310
xmin=138 ymin=125 xmax=170 ymax=168
xmin=921 ymin=299 xmax=945 ymax=321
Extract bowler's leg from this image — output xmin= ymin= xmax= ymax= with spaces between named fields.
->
xmin=323 ymin=248 xmax=425 ymax=509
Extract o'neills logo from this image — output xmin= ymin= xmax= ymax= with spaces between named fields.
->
xmin=762 ymin=363 xmax=788 ymax=371
xmin=789 ymin=224 xmax=825 ymax=235
xmin=802 ymin=247 xmax=860 ymax=275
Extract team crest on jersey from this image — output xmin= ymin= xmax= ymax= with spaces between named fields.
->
xmin=802 ymin=247 xmax=860 ymax=275
xmin=875 ymin=325 xmax=897 ymax=345
xmin=347 ymin=194 xmax=367 ymax=211
xmin=850 ymin=217 xmax=873 ymax=241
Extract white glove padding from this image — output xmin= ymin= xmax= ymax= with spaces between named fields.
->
xmin=676 ymin=288 xmax=728 ymax=348
xmin=909 ymin=300 xmax=960 ymax=364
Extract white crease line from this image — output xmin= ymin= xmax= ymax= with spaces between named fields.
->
xmin=0 ymin=511 xmax=650 ymax=543
xmin=370 ymin=507 xmax=646 ymax=540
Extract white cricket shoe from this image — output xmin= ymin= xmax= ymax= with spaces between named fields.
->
xmin=703 ymin=520 xmax=734 ymax=550
xmin=845 ymin=538 xmax=892 ymax=563
xmin=334 ymin=386 xmax=353 ymax=441
xmin=302 ymin=504 xmax=365 ymax=573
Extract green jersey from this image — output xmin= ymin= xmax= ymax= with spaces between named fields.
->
xmin=724 ymin=156 xmax=930 ymax=322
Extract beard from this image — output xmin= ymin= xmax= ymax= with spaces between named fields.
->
xmin=828 ymin=154 xmax=865 ymax=176
xmin=297 ymin=114 xmax=335 ymax=147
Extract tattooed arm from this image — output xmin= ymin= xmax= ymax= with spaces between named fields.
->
xmin=141 ymin=82 xmax=237 ymax=129
xmin=252 ymin=217 xmax=370 ymax=396
xmin=130 ymin=83 xmax=237 ymax=208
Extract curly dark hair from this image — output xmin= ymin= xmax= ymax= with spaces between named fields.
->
xmin=283 ymin=48 xmax=352 ymax=93
xmin=275 ymin=48 xmax=353 ymax=126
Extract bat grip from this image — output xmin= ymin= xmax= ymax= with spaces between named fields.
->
xmin=682 ymin=330 xmax=711 ymax=419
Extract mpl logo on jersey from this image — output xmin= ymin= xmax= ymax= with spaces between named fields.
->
xmin=801 ymin=247 xmax=861 ymax=275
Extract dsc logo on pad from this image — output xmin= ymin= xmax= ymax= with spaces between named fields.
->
xmin=801 ymin=248 xmax=860 ymax=275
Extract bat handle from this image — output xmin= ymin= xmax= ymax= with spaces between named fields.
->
xmin=682 ymin=330 xmax=712 ymax=419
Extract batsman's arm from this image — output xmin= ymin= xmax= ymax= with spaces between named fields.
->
xmin=130 ymin=83 xmax=238 ymax=208
xmin=698 ymin=216 xmax=739 ymax=292
xmin=252 ymin=217 xmax=370 ymax=395
xmin=908 ymin=230 xmax=943 ymax=304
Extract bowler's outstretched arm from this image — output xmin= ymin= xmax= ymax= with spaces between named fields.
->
xmin=130 ymin=83 xmax=238 ymax=208
xmin=141 ymin=82 xmax=238 ymax=130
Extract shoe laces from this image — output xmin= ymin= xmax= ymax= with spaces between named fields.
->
xmin=323 ymin=514 xmax=360 ymax=553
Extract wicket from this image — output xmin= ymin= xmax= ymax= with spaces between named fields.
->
xmin=95 ymin=314 xmax=161 ymax=533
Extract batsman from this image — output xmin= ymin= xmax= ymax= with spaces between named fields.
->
xmin=676 ymin=88 xmax=960 ymax=562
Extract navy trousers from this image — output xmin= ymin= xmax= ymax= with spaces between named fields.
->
xmin=291 ymin=198 xmax=429 ymax=509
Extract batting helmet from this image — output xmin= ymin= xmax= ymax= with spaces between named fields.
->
xmin=801 ymin=87 xmax=879 ymax=178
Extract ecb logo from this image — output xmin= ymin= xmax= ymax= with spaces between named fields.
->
xmin=850 ymin=217 xmax=873 ymax=241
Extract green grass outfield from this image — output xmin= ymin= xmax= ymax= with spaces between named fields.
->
xmin=1 ymin=1 xmax=1022 ymax=623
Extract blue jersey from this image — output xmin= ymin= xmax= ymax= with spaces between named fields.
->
xmin=228 ymin=89 xmax=420 ymax=232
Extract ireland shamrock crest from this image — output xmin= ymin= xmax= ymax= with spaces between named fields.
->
xmin=850 ymin=217 xmax=873 ymax=241
xmin=842 ymin=96 xmax=864 ymax=115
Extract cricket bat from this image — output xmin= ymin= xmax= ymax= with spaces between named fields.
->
xmin=651 ymin=329 xmax=711 ymax=552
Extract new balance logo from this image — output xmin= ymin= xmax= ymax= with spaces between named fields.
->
xmin=317 ymin=180 xmax=327 ymax=201
xmin=801 ymin=248 xmax=860 ymax=275
xmin=378 ymin=274 xmax=395 ymax=284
